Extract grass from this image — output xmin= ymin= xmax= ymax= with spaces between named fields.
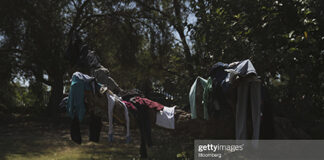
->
xmin=0 ymin=114 xmax=194 ymax=160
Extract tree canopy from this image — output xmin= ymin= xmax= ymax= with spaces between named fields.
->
xmin=0 ymin=0 xmax=323 ymax=121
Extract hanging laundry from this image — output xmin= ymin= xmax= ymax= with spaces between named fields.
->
xmin=130 ymin=97 xmax=164 ymax=111
xmin=125 ymin=95 xmax=162 ymax=156
xmin=70 ymin=115 xmax=81 ymax=144
xmin=67 ymin=72 xmax=95 ymax=121
xmin=209 ymin=59 xmax=261 ymax=140
xmin=106 ymin=91 xmax=130 ymax=143
xmin=189 ymin=76 xmax=216 ymax=120
xmin=230 ymin=59 xmax=257 ymax=78
xmin=89 ymin=112 xmax=102 ymax=142
xmin=76 ymin=44 xmax=102 ymax=70
xmin=85 ymin=90 xmax=108 ymax=119
xmin=210 ymin=59 xmax=257 ymax=90
xmin=135 ymin=102 xmax=153 ymax=154
xmin=156 ymin=106 xmax=176 ymax=129
xmin=122 ymin=100 xmax=137 ymax=110
xmin=216 ymin=59 xmax=261 ymax=139
xmin=93 ymin=66 xmax=123 ymax=94
xmin=235 ymin=75 xmax=262 ymax=140
xmin=210 ymin=62 xmax=231 ymax=97
xmin=210 ymin=62 xmax=229 ymax=87
xmin=202 ymin=77 xmax=214 ymax=120
xmin=67 ymin=72 xmax=104 ymax=144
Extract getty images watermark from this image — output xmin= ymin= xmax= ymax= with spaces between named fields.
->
xmin=197 ymin=143 xmax=244 ymax=158
xmin=195 ymin=140 xmax=324 ymax=160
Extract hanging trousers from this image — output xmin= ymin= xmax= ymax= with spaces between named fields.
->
xmin=235 ymin=78 xmax=261 ymax=140
xmin=70 ymin=113 xmax=102 ymax=144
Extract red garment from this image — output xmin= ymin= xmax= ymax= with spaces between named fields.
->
xmin=132 ymin=97 xmax=164 ymax=111
xmin=122 ymin=100 xmax=137 ymax=110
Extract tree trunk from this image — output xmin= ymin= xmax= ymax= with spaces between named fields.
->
xmin=173 ymin=0 xmax=194 ymax=75
xmin=47 ymin=73 xmax=63 ymax=117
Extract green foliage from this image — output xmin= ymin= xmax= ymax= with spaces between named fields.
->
xmin=14 ymin=82 xmax=48 ymax=110
xmin=0 ymin=0 xmax=323 ymax=120
xmin=190 ymin=0 xmax=324 ymax=119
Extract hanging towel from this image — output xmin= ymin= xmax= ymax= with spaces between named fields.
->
xmin=156 ymin=106 xmax=176 ymax=129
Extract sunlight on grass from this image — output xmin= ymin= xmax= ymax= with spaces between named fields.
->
xmin=0 ymin=132 xmax=141 ymax=160
xmin=3 ymin=141 xmax=140 ymax=160
xmin=0 ymin=120 xmax=193 ymax=160
xmin=5 ymin=147 xmax=83 ymax=160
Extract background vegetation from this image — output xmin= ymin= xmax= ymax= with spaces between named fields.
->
xmin=0 ymin=0 xmax=323 ymax=133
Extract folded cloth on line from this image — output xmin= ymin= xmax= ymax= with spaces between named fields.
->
xmin=122 ymin=100 xmax=137 ymax=110
xmin=156 ymin=106 xmax=176 ymax=129
xmin=131 ymin=96 xmax=164 ymax=111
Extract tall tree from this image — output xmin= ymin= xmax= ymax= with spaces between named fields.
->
xmin=0 ymin=0 xmax=72 ymax=114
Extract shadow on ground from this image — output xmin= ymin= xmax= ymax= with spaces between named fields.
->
xmin=0 ymin=114 xmax=193 ymax=160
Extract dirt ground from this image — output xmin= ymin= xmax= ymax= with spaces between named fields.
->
xmin=1 ymin=110 xmax=319 ymax=160
xmin=0 ymin=114 xmax=194 ymax=160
